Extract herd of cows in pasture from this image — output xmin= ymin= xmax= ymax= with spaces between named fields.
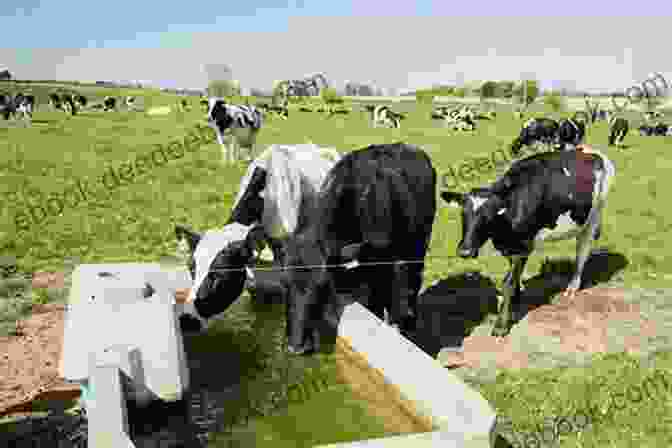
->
xmin=3 ymin=87 xmax=669 ymax=354
xmin=177 ymin=91 xmax=650 ymax=348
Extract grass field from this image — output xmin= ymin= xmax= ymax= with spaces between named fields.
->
xmin=1 ymin=83 xmax=672 ymax=446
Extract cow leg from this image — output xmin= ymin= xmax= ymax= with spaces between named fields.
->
xmin=562 ymin=210 xmax=600 ymax=297
xmin=493 ymin=255 xmax=527 ymax=337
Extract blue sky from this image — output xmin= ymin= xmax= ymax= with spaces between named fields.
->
xmin=1 ymin=1 xmax=670 ymax=92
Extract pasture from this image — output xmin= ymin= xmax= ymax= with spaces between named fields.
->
xmin=1 ymin=82 xmax=672 ymax=447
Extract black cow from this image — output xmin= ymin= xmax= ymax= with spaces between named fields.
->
xmin=441 ymin=148 xmax=616 ymax=336
xmin=608 ymin=116 xmax=629 ymax=147
xmin=280 ymin=142 xmax=437 ymax=355
xmin=510 ymin=118 xmax=559 ymax=155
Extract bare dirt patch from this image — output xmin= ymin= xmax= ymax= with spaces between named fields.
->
xmin=438 ymin=286 xmax=661 ymax=373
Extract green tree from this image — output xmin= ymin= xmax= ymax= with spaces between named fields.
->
xmin=207 ymin=79 xmax=240 ymax=98
xmin=453 ymin=87 xmax=466 ymax=98
xmin=513 ymin=80 xmax=539 ymax=105
xmin=480 ymin=81 xmax=497 ymax=99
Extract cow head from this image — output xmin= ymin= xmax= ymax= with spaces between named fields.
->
xmin=281 ymin=235 xmax=353 ymax=355
xmin=441 ymin=189 xmax=507 ymax=258
xmin=229 ymin=167 xmax=267 ymax=225
xmin=175 ymin=223 xmax=266 ymax=309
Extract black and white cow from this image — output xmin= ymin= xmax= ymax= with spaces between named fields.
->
xmin=173 ymin=143 xmax=341 ymax=333
xmin=365 ymin=104 xmax=405 ymax=129
xmin=608 ymin=116 xmax=629 ymax=147
xmin=280 ymin=142 xmax=437 ymax=354
xmin=441 ymin=147 xmax=615 ymax=336
xmin=126 ymin=96 xmax=136 ymax=110
xmin=510 ymin=118 xmax=559 ymax=155
xmin=207 ymin=97 xmax=263 ymax=164
xmin=0 ymin=93 xmax=35 ymax=122
xmin=13 ymin=93 xmax=35 ymax=122
xmin=49 ymin=93 xmax=65 ymax=112
xmin=74 ymin=94 xmax=87 ymax=109
xmin=60 ymin=94 xmax=77 ymax=115
xmin=103 ymin=96 xmax=117 ymax=111
xmin=639 ymin=122 xmax=671 ymax=136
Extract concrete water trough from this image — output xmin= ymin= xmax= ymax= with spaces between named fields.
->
xmin=319 ymin=302 xmax=497 ymax=448
xmin=59 ymin=263 xmax=192 ymax=447
xmin=58 ymin=263 xmax=496 ymax=447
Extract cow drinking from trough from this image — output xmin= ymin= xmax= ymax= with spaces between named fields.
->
xmin=280 ymin=142 xmax=437 ymax=355
xmin=441 ymin=147 xmax=615 ymax=337
xmin=173 ymin=143 xmax=341 ymax=333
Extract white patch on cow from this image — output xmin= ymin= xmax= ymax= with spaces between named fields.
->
xmin=188 ymin=222 xmax=253 ymax=302
xmin=469 ymin=195 xmax=488 ymax=212
xmin=562 ymin=167 xmax=570 ymax=177
xmin=497 ymin=208 xmax=506 ymax=215
xmin=232 ymin=144 xmax=340 ymax=240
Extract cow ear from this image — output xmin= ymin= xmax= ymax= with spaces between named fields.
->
xmin=440 ymin=191 xmax=464 ymax=207
xmin=175 ymin=225 xmax=201 ymax=252
xmin=340 ymin=243 xmax=365 ymax=262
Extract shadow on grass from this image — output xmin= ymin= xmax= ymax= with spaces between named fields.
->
xmin=411 ymin=249 xmax=628 ymax=357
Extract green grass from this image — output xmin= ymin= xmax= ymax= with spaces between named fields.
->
xmin=1 ymin=87 xmax=672 ymax=446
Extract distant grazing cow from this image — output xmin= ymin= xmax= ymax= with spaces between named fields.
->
xmin=608 ymin=116 xmax=629 ymax=147
xmin=74 ymin=94 xmax=87 ymax=108
xmin=173 ymin=143 xmax=342 ymax=333
xmin=364 ymin=104 xmax=405 ymax=128
xmin=644 ymin=111 xmax=664 ymax=121
xmin=441 ymin=147 xmax=615 ymax=336
xmin=510 ymin=118 xmax=559 ymax=155
xmin=49 ymin=93 xmax=65 ymax=112
xmin=207 ymin=97 xmax=263 ymax=164
xmin=0 ymin=93 xmax=15 ymax=120
xmin=12 ymin=94 xmax=35 ymax=122
xmin=639 ymin=122 xmax=670 ymax=136
xmin=260 ymin=102 xmax=289 ymax=120
xmin=126 ymin=96 xmax=136 ymax=110
xmin=0 ymin=93 xmax=35 ymax=122
xmin=103 ymin=96 xmax=117 ymax=111
xmin=280 ymin=142 xmax=437 ymax=354
xmin=60 ymin=94 xmax=77 ymax=115
xmin=177 ymin=98 xmax=190 ymax=112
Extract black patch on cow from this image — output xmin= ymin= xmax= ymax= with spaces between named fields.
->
xmin=282 ymin=142 xmax=437 ymax=354
xmin=446 ymin=150 xmax=603 ymax=257
xmin=229 ymin=167 xmax=268 ymax=225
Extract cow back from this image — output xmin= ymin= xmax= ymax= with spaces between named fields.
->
xmin=316 ymin=143 xmax=436 ymax=257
